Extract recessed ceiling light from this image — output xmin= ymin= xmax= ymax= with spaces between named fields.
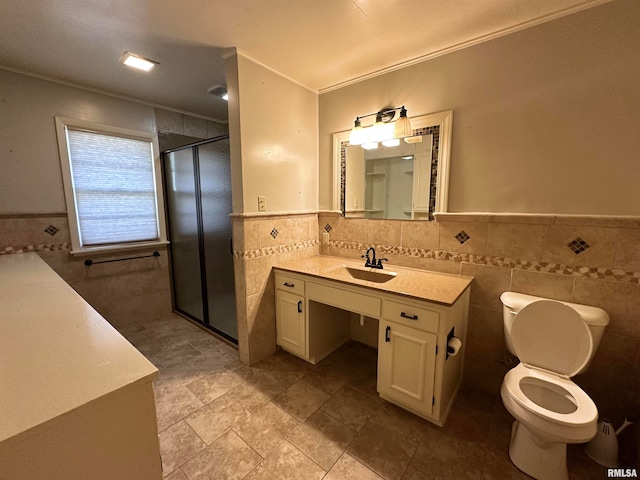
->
xmin=119 ymin=52 xmax=158 ymax=72
xmin=207 ymin=85 xmax=228 ymax=101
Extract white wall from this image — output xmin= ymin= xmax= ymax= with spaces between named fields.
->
xmin=0 ymin=70 xmax=157 ymax=213
xmin=227 ymin=52 xmax=318 ymax=214
xmin=319 ymin=0 xmax=640 ymax=215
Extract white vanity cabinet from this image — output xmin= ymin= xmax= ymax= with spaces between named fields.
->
xmin=377 ymin=298 xmax=441 ymax=419
xmin=275 ymin=273 xmax=307 ymax=358
xmin=273 ymin=258 xmax=472 ymax=427
xmin=378 ymin=294 xmax=471 ymax=425
xmin=378 ymin=320 xmax=438 ymax=416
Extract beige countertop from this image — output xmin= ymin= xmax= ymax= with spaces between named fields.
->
xmin=0 ymin=253 xmax=158 ymax=443
xmin=273 ymin=255 xmax=473 ymax=306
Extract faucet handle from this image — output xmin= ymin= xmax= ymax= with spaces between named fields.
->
xmin=377 ymin=258 xmax=388 ymax=268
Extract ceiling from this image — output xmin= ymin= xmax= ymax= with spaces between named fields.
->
xmin=0 ymin=0 xmax=611 ymax=122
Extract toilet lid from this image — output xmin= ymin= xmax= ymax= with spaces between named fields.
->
xmin=511 ymin=300 xmax=593 ymax=377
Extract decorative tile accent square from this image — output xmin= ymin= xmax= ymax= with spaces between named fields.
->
xmin=270 ymin=228 xmax=279 ymax=239
xmin=44 ymin=225 xmax=59 ymax=236
xmin=455 ymin=231 xmax=471 ymax=244
xmin=324 ymin=224 xmax=332 ymax=233
xmin=567 ymin=237 xmax=590 ymax=254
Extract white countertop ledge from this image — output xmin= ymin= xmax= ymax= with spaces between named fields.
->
xmin=0 ymin=253 xmax=158 ymax=443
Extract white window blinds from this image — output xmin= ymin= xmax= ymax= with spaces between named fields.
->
xmin=66 ymin=129 xmax=159 ymax=246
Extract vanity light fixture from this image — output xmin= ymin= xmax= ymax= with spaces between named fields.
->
xmin=349 ymin=106 xmax=413 ymax=147
xmin=119 ymin=52 xmax=158 ymax=72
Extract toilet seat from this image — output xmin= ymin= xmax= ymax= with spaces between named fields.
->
xmin=503 ymin=363 xmax=598 ymax=427
xmin=511 ymin=300 xmax=593 ymax=377
xmin=505 ymin=300 xmax=598 ymax=427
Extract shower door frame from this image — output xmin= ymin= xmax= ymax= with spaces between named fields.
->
xmin=162 ymin=135 xmax=237 ymax=344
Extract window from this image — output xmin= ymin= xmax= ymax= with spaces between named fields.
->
xmin=55 ymin=117 xmax=167 ymax=254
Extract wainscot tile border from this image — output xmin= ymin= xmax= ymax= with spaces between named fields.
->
xmin=1 ymin=243 xmax=71 ymax=255
xmin=234 ymin=239 xmax=320 ymax=259
xmin=325 ymin=240 xmax=640 ymax=284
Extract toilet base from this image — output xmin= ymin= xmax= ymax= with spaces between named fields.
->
xmin=509 ymin=421 xmax=569 ymax=480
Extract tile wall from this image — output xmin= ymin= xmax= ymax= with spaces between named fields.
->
xmin=6 ymin=207 xmax=638 ymax=424
xmin=318 ymin=211 xmax=640 ymax=423
xmin=0 ymin=214 xmax=172 ymax=328
xmin=155 ymin=108 xmax=228 ymax=139
xmin=232 ymin=213 xmax=320 ymax=365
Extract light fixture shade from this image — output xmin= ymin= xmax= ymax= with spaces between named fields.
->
xmin=370 ymin=113 xmax=385 ymax=142
xmin=393 ymin=107 xmax=412 ymax=139
xmin=361 ymin=142 xmax=379 ymax=150
xmin=382 ymin=139 xmax=400 ymax=147
xmin=349 ymin=118 xmax=365 ymax=145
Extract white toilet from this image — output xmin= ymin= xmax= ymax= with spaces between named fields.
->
xmin=499 ymin=292 xmax=610 ymax=480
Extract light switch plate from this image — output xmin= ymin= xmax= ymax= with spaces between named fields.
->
xmin=258 ymin=196 xmax=266 ymax=212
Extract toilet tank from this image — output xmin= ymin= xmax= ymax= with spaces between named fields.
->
xmin=500 ymin=292 xmax=610 ymax=373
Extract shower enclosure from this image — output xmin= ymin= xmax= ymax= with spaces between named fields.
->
xmin=162 ymin=136 xmax=237 ymax=343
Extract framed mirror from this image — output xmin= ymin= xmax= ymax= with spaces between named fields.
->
xmin=332 ymin=110 xmax=453 ymax=220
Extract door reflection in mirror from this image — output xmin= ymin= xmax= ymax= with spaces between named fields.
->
xmin=345 ymin=136 xmax=433 ymax=220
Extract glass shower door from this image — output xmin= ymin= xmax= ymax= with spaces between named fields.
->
xmin=198 ymin=138 xmax=237 ymax=340
xmin=163 ymin=148 xmax=204 ymax=321
xmin=162 ymin=136 xmax=237 ymax=342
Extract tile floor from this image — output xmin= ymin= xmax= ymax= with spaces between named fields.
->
xmin=122 ymin=314 xmax=608 ymax=480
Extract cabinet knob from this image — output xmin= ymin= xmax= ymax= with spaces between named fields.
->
xmin=297 ymin=300 xmax=302 ymax=313
xmin=385 ymin=325 xmax=391 ymax=342
xmin=284 ymin=282 xmax=295 ymax=288
xmin=400 ymin=312 xmax=418 ymax=320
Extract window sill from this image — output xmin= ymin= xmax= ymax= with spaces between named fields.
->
xmin=69 ymin=240 xmax=169 ymax=257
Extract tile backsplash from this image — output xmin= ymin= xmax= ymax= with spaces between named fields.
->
xmin=319 ymin=211 xmax=640 ymax=424
xmin=0 ymin=214 xmax=172 ymax=328
xmin=231 ymin=213 xmax=320 ymax=365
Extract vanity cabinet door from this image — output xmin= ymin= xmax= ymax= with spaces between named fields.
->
xmin=275 ymin=291 xmax=307 ymax=358
xmin=378 ymin=319 xmax=437 ymax=416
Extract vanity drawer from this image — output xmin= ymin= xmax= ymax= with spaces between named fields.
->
xmin=382 ymin=300 xmax=439 ymax=333
xmin=275 ymin=273 xmax=305 ymax=296
xmin=306 ymin=282 xmax=381 ymax=318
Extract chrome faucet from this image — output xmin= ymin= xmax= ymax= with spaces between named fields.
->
xmin=361 ymin=247 xmax=388 ymax=269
